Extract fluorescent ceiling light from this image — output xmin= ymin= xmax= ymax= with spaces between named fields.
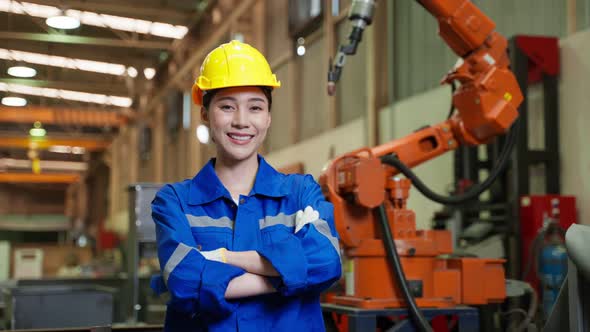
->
xmin=1 ymin=96 xmax=27 ymax=106
xmin=127 ymin=67 xmax=138 ymax=78
xmin=7 ymin=65 xmax=37 ymax=78
xmin=48 ymin=145 xmax=72 ymax=153
xmin=144 ymin=68 xmax=156 ymax=80
xmin=296 ymin=45 xmax=306 ymax=56
xmin=48 ymin=145 xmax=86 ymax=154
xmin=30 ymin=127 xmax=46 ymax=137
xmin=46 ymin=14 xmax=80 ymax=30
xmin=0 ymin=48 xmax=127 ymax=76
xmin=0 ymin=83 xmax=132 ymax=107
xmin=71 ymin=147 xmax=86 ymax=154
xmin=30 ymin=122 xmax=46 ymax=137
xmin=0 ymin=1 xmax=188 ymax=39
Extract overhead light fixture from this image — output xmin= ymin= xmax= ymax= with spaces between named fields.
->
xmin=0 ymin=82 xmax=132 ymax=107
xmin=296 ymin=45 xmax=306 ymax=56
xmin=0 ymin=48 xmax=127 ymax=76
xmin=46 ymin=13 xmax=80 ymax=30
xmin=127 ymin=67 xmax=138 ymax=78
xmin=7 ymin=65 xmax=36 ymax=78
xmin=1 ymin=96 xmax=27 ymax=106
xmin=29 ymin=121 xmax=46 ymax=137
xmin=144 ymin=68 xmax=156 ymax=80
xmin=48 ymin=145 xmax=72 ymax=153
xmin=48 ymin=145 xmax=86 ymax=154
xmin=71 ymin=147 xmax=85 ymax=154
xmin=296 ymin=37 xmax=306 ymax=56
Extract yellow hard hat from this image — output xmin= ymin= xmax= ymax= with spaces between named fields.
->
xmin=192 ymin=40 xmax=281 ymax=105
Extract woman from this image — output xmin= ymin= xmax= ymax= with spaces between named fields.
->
xmin=151 ymin=40 xmax=342 ymax=332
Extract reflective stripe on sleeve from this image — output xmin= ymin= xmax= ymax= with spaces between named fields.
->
xmin=310 ymin=219 xmax=341 ymax=258
xmin=259 ymin=212 xmax=296 ymax=230
xmin=186 ymin=214 xmax=234 ymax=229
xmin=163 ymin=242 xmax=193 ymax=285
xmin=259 ymin=212 xmax=340 ymax=258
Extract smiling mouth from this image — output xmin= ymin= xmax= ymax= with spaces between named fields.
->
xmin=227 ymin=133 xmax=254 ymax=141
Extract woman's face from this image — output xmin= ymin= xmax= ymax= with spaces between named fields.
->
xmin=202 ymin=86 xmax=271 ymax=164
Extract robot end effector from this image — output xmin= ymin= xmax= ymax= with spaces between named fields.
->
xmin=327 ymin=0 xmax=375 ymax=96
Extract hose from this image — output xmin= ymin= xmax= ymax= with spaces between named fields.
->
xmin=376 ymin=204 xmax=433 ymax=332
xmin=380 ymin=118 xmax=519 ymax=205
xmin=515 ymin=285 xmax=538 ymax=332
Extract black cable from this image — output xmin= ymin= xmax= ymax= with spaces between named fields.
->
xmin=381 ymin=118 xmax=519 ymax=205
xmin=376 ymin=205 xmax=433 ymax=332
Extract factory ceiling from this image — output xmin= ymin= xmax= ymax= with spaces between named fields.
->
xmin=0 ymin=0 xmax=210 ymax=166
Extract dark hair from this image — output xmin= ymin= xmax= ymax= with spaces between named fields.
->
xmin=202 ymin=86 xmax=273 ymax=110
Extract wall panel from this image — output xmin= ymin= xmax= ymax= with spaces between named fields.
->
xmin=265 ymin=0 xmax=290 ymax=65
xmin=301 ymin=35 xmax=328 ymax=138
xmin=336 ymin=19 xmax=367 ymax=124
xmin=267 ymin=64 xmax=293 ymax=151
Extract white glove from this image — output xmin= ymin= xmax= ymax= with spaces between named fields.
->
xmin=200 ymin=248 xmax=227 ymax=263
xmin=295 ymin=206 xmax=320 ymax=233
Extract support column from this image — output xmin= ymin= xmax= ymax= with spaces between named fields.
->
xmin=252 ymin=0 xmax=266 ymax=53
xmin=153 ymin=104 xmax=165 ymax=183
xmin=77 ymin=177 xmax=88 ymax=226
xmin=128 ymin=124 xmax=139 ymax=185
xmin=288 ymin=56 xmax=302 ymax=144
xmin=106 ymin=137 xmax=120 ymax=232
xmin=567 ymin=0 xmax=577 ymax=35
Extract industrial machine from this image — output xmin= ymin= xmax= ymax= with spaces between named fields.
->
xmin=126 ymin=183 xmax=166 ymax=324
xmin=321 ymin=0 xmax=524 ymax=330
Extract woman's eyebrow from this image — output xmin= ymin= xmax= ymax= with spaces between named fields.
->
xmin=248 ymin=97 xmax=267 ymax=103
xmin=215 ymin=96 xmax=237 ymax=102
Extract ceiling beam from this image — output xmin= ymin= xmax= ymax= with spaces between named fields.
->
xmin=0 ymin=136 xmax=112 ymax=151
xmin=21 ymin=0 xmax=195 ymax=25
xmin=0 ymin=32 xmax=172 ymax=49
xmin=0 ymin=106 xmax=128 ymax=127
xmin=0 ymin=158 xmax=87 ymax=172
xmin=0 ymin=172 xmax=80 ymax=184
xmin=0 ymin=40 xmax=157 ymax=68
xmin=0 ymin=78 xmax=128 ymax=96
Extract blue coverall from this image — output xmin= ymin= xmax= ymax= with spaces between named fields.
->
xmin=150 ymin=156 xmax=342 ymax=331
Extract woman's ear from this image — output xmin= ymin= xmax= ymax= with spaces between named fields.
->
xmin=200 ymin=106 xmax=209 ymax=124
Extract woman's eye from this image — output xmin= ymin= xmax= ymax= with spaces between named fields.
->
xmin=220 ymin=105 xmax=234 ymax=111
xmin=250 ymin=105 xmax=263 ymax=111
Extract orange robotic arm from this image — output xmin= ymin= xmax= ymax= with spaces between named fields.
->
xmin=320 ymin=0 xmax=524 ymax=325
xmin=322 ymin=0 xmax=523 ymax=213
xmin=374 ymin=0 xmax=523 ymax=163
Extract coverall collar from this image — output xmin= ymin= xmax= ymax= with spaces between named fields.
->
xmin=188 ymin=155 xmax=288 ymax=205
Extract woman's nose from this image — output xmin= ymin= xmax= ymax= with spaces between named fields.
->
xmin=232 ymin=107 xmax=249 ymax=127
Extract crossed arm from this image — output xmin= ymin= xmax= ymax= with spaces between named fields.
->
xmin=221 ymin=250 xmax=279 ymax=299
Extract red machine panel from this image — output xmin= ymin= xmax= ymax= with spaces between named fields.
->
xmin=520 ymin=195 xmax=577 ymax=290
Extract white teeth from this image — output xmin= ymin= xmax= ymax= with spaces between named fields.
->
xmin=228 ymin=134 xmax=252 ymax=141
